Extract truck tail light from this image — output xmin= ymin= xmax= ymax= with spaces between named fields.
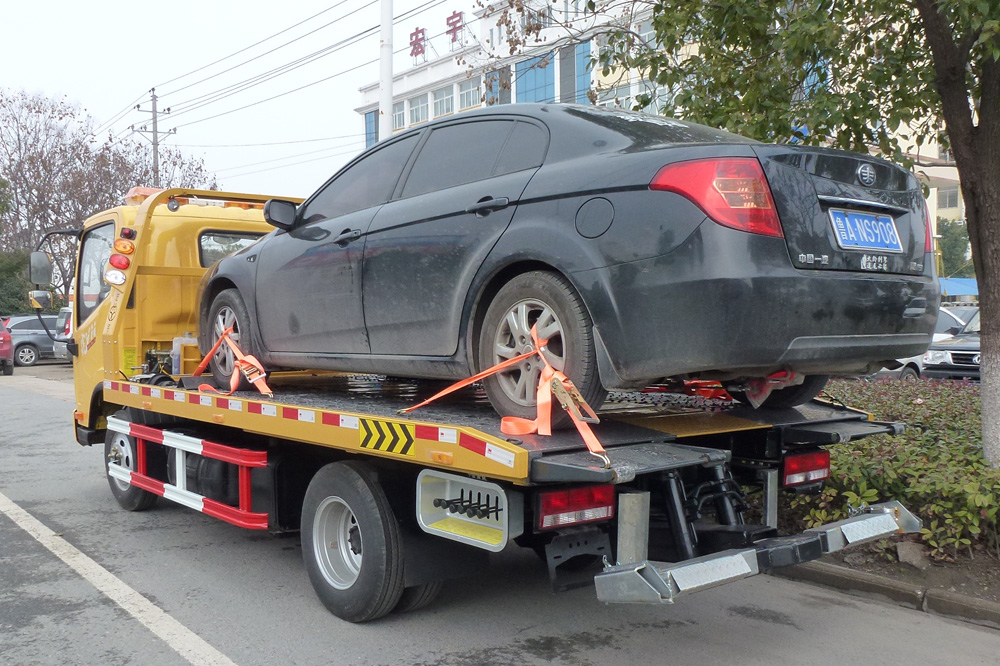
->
xmin=783 ymin=450 xmax=830 ymax=486
xmin=537 ymin=484 xmax=615 ymax=530
xmin=109 ymin=254 xmax=131 ymax=270
xmin=650 ymin=158 xmax=783 ymax=238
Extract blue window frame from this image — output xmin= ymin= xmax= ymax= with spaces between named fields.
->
xmin=516 ymin=54 xmax=555 ymax=103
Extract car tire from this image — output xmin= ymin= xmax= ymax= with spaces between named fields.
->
xmin=104 ymin=423 xmax=158 ymax=512
xmin=14 ymin=344 xmax=38 ymax=367
xmin=206 ymin=289 xmax=253 ymax=392
xmin=756 ymin=374 xmax=830 ymax=408
xmin=2 ymin=362 xmax=12 ymax=376
xmin=478 ymin=271 xmax=606 ymax=428
xmin=301 ymin=462 xmax=405 ymax=622
xmin=898 ymin=366 xmax=919 ymax=381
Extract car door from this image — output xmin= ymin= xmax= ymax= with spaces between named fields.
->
xmin=254 ymin=134 xmax=419 ymax=354
xmin=363 ymin=119 xmax=548 ymax=356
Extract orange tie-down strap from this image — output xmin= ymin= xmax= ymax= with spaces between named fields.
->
xmin=399 ymin=325 xmax=610 ymax=468
xmin=192 ymin=327 xmax=273 ymax=398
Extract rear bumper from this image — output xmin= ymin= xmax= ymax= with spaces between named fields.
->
xmin=575 ymin=222 xmax=938 ymax=388
xmin=595 ymin=500 xmax=920 ymax=604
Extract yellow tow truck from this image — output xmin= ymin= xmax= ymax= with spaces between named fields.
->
xmin=29 ymin=187 xmax=921 ymax=622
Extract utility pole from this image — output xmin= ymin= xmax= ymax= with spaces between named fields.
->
xmin=132 ymin=88 xmax=175 ymax=188
xmin=379 ymin=0 xmax=393 ymax=143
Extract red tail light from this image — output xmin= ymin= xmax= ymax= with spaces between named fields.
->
xmin=783 ymin=450 xmax=831 ymax=486
xmin=650 ymin=158 xmax=783 ymax=238
xmin=109 ymin=254 xmax=131 ymax=270
xmin=64 ymin=317 xmax=72 ymax=335
xmin=537 ymin=484 xmax=615 ymax=530
xmin=923 ymin=199 xmax=934 ymax=254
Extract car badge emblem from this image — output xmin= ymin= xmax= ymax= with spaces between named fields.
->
xmin=973 ymin=354 xmax=981 ymax=365
xmin=857 ymin=163 xmax=877 ymax=187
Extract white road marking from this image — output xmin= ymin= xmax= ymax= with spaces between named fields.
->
xmin=0 ymin=490 xmax=238 ymax=666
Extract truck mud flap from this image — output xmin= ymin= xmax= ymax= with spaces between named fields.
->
xmin=594 ymin=500 xmax=920 ymax=604
xmin=780 ymin=419 xmax=903 ymax=445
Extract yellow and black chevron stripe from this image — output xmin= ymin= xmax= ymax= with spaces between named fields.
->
xmin=360 ymin=420 xmax=415 ymax=456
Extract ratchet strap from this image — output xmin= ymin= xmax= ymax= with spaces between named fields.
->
xmin=193 ymin=327 xmax=273 ymax=398
xmin=399 ymin=325 xmax=609 ymax=468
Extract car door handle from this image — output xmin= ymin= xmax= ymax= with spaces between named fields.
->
xmin=333 ymin=228 xmax=362 ymax=245
xmin=465 ymin=197 xmax=510 ymax=216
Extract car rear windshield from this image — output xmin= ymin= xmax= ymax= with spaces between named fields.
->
xmin=563 ymin=105 xmax=758 ymax=147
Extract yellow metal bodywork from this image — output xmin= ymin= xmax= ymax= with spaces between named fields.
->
xmin=72 ymin=188 xmax=298 ymax=434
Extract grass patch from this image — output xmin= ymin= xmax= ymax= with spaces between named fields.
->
xmin=782 ymin=378 xmax=1000 ymax=561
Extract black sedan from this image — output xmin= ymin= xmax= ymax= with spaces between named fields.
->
xmin=199 ymin=104 xmax=939 ymax=420
xmin=923 ymin=310 xmax=980 ymax=380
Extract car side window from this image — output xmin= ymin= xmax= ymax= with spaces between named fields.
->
xmin=401 ymin=120 xmax=515 ymax=198
xmin=77 ymin=222 xmax=115 ymax=323
xmin=300 ymin=135 xmax=419 ymax=224
xmin=493 ymin=121 xmax=547 ymax=176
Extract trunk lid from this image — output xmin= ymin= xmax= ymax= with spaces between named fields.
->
xmin=752 ymin=146 xmax=928 ymax=276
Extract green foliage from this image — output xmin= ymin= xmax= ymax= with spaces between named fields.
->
xmin=937 ymin=217 xmax=976 ymax=278
xmin=785 ymin=379 xmax=1000 ymax=561
xmin=0 ymin=250 xmax=29 ymax=314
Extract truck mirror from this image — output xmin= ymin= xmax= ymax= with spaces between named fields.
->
xmin=29 ymin=290 xmax=52 ymax=310
xmin=264 ymin=199 xmax=297 ymax=230
xmin=29 ymin=251 xmax=54 ymax=285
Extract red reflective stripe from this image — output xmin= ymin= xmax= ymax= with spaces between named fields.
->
xmin=247 ymin=402 xmax=262 ymax=415
xmin=459 ymin=433 xmax=486 ymax=456
xmin=415 ymin=425 xmax=439 ymax=441
xmin=130 ymin=473 xmax=165 ymax=496
xmin=202 ymin=497 xmax=268 ymax=530
xmin=129 ymin=423 xmax=165 ymax=444
xmin=141 ymin=386 xmax=152 ymax=396
xmin=201 ymin=441 xmax=267 ymax=467
xmin=136 ymin=439 xmax=147 ymax=475
xmin=111 ymin=381 xmax=120 ymax=391
xmin=188 ymin=393 xmax=200 ymax=404
xmin=282 ymin=407 xmax=298 ymax=420
xmin=164 ymin=390 xmax=175 ymax=400
xmin=322 ymin=412 xmax=340 ymax=426
xmin=238 ymin=467 xmax=252 ymax=512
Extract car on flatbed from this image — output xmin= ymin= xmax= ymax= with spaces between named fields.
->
xmin=200 ymin=103 xmax=939 ymax=421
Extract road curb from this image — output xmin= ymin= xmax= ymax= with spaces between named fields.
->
xmin=773 ymin=561 xmax=1000 ymax=629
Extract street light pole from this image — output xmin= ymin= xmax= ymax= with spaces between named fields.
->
xmin=379 ymin=0 xmax=393 ymax=143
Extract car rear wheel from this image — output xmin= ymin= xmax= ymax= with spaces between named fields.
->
xmin=478 ymin=271 xmax=606 ymax=427
xmin=14 ymin=344 xmax=38 ymax=367
xmin=206 ymin=289 xmax=253 ymax=391
xmin=2 ymin=362 xmax=12 ymax=376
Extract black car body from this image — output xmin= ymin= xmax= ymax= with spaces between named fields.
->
xmin=923 ymin=310 xmax=980 ymax=380
xmin=200 ymin=104 xmax=939 ymax=416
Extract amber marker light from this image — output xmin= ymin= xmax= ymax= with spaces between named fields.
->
xmin=114 ymin=238 xmax=135 ymax=254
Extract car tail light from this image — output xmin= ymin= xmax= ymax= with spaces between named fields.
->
xmin=650 ymin=158 xmax=783 ymax=238
xmin=64 ymin=317 xmax=72 ymax=335
xmin=923 ymin=199 xmax=934 ymax=254
xmin=109 ymin=254 xmax=131 ymax=270
xmin=537 ymin=484 xmax=615 ymax=530
xmin=783 ymin=450 xmax=830 ymax=486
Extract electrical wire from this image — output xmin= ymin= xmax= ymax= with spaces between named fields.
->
xmin=222 ymin=144 xmax=367 ymax=180
xmin=170 ymin=134 xmax=364 ymax=148
xmin=212 ymin=139 xmax=364 ymax=173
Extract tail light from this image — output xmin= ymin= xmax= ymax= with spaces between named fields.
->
xmin=537 ymin=484 xmax=615 ymax=530
xmin=109 ymin=254 xmax=131 ymax=270
xmin=64 ymin=317 xmax=72 ymax=335
xmin=783 ymin=450 xmax=831 ymax=486
xmin=650 ymin=158 xmax=783 ymax=238
xmin=923 ymin=199 xmax=934 ymax=254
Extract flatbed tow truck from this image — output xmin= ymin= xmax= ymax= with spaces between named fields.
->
xmin=30 ymin=187 xmax=921 ymax=622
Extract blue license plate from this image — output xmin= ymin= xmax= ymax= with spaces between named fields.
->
xmin=828 ymin=209 xmax=903 ymax=253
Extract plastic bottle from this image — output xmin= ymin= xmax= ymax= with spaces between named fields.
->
xmin=171 ymin=332 xmax=198 ymax=374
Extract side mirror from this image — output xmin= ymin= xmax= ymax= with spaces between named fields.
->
xmin=29 ymin=251 xmax=53 ymax=285
xmin=29 ymin=290 xmax=52 ymax=310
xmin=263 ymin=199 xmax=297 ymax=230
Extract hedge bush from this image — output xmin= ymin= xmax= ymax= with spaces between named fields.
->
xmin=782 ymin=378 xmax=1000 ymax=561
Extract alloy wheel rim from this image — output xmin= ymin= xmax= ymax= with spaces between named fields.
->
xmin=212 ymin=306 xmax=240 ymax=377
xmin=492 ymin=298 xmax=566 ymax=407
xmin=313 ymin=496 xmax=363 ymax=589
xmin=17 ymin=347 xmax=36 ymax=365
xmin=109 ymin=432 xmax=135 ymax=492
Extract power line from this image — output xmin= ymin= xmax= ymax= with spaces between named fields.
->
xmin=169 ymin=134 xmax=364 ymax=148
xmin=221 ymin=144 xmax=367 ymax=180
xmin=212 ymin=139 xmax=364 ymax=173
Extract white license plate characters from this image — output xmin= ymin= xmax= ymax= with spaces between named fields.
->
xmin=828 ymin=208 xmax=903 ymax=253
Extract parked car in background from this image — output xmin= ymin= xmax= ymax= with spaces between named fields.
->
xmin=6 ymin=314 xmax=58 ymax=366
xmin=52 ymin=306 xmax=73 ymax=362
xmin=0 ymin=320 xmax=13 ymax=375
xmin=200 ymin=103 xmax=938 ymax=419
xmin=922 ymin=310 xmax=981 ymax=380
xmin=888 ymin=307 xmax=974 ymax=379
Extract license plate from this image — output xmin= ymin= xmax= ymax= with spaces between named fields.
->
xmin=828 ymin=209 xmax=903 ymax=253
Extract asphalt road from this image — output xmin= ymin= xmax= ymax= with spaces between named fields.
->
xmin=2 ymin=364 xmax=999 ymax=666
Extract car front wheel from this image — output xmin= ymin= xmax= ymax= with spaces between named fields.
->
xmin=478 ymin=271 xmax=606 ymax=427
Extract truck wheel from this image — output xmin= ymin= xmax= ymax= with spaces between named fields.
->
xmin=301 ymin=462 xmax=404 ymax=622
xmin=393 ymin=581 xmax=443 ymax=613
xmin=15 ymin=344 xmax=38 ymax=367
xmin=206 ymin=289 xmax=252 ymax=391
xmin=105 ymin=427 xmax=158 ymax=511
xmin=478 ymin=271 xmax=606 ymax=428
xmin=2 ymin=362 xmax=12 ymax=376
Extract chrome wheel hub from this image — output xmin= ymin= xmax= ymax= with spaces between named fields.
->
xmin=492 ymin=299 xmax=565 ymax=407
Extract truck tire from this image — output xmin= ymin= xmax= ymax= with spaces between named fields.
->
xmin=393 ymin=581 xmax=443 ymax=613
xmin=301 ymin=462 xmax=405 ymax=622
xmin=105 ymin=426 xmax=158 ymax=512
xmin=15 ymin=344 xmax=38 ymax=367
xmin=478 ymin=271 xmax=606 ymax=428
xmin=206 ymin=289 xmax=253 ymax=391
